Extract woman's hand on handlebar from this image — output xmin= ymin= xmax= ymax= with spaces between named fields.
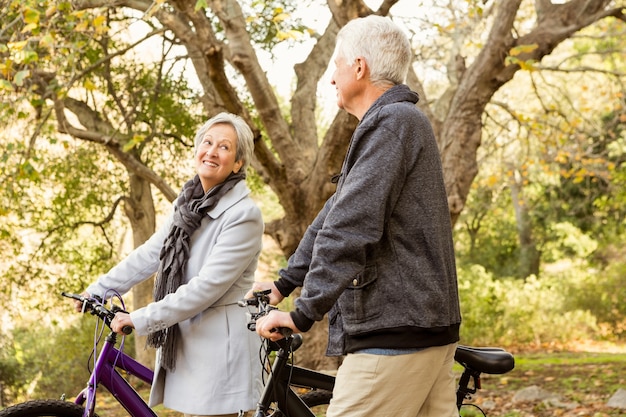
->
xmin=111 ymin=312 xmax=135 ymax=335
xmin=246 ymin=281 xmax=284 ymax=306
xmin=74 ymin=291 xmax=91 ymax=312
xmin=255 ymin=309 xmax=300 ymax=342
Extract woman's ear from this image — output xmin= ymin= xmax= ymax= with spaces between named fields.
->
xmin=233 ymin=160 xmax=244 ymax=174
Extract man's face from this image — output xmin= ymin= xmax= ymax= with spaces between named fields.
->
xmin=330 ymin=54 xmax=358 ymax=112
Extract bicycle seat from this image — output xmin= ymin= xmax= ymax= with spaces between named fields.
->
xmin=455 ymin=345 xmax=515 ymax=374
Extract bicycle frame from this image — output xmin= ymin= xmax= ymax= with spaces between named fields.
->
xmin=255 ymin=335 xmax=334 ymax=417
xmin=74 ymin=331 xmax=155 ymax=417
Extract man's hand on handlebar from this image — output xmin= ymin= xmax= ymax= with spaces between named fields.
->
xmin=245 ymin=281 xmax=284 ymax=306
xmin=255 ymin=310 xmax=300 ymax=342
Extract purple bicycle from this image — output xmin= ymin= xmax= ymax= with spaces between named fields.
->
xmin=0 ymin=292 xmax=155 ymax=417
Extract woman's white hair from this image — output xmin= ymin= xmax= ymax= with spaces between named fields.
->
xmin=335 ymin=15 xmax=412 ymax=87
xmin=193 ymin=112 xmax=255 ymax=173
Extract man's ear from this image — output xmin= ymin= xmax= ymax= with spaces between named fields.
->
xmin=354 ymin=57 xmax=367 ymax=80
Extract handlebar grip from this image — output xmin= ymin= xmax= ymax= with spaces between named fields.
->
xmin=121 ymin=325 xmax=133 ymax=335
xmin=273 ymin=327 xmax=293 ymax=338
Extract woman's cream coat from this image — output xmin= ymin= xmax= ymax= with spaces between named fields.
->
xmin=86 ymin=181 xmax=264 ymax=415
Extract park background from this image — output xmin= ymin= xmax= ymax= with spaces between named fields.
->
xmin=1 ymin=0 xmax=626 ymax=414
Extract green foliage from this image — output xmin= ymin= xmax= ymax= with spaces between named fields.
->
xmin=460 ymin=13 xmax=626 ymax=283
xmin=562 ymin=260 xmax=626 ymax=339
xmin=0 ymin=331 xmax=21 ymax=405
xmin=458 ymin=264 xmax=599 ymax=347
xmin=454 ymin=186 xmax=521 ymax=278
xmin=240 ymin=0 xmax=313 ymax=52
xmin=540 ymin=222 xmax=597 ymax=263
xmin=0 ymin=0 xmax=206 ymax=309
xmin=0 ymin=313 xmax=135 ymax=403
xmin=2 ymin=138 xmax=127 ymax=310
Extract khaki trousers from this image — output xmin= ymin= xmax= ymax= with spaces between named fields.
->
xmin=326 ymin=343 xmax=458 ymax=417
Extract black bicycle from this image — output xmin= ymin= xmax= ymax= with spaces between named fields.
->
xmin=240 ymin=290 xmax=515 ymax=417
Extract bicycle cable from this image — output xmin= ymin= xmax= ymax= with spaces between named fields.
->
xmin=103 ymin=288 xmax=130 ymax=398
xmin=460 ymin=403 xmax=487 ymax=417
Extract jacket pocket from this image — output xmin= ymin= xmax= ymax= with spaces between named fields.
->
xmin=341 ymin=265 xmax=382 ymax=326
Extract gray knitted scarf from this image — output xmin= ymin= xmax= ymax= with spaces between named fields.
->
xmin=147 ymin=172 xmax=245 ymax=371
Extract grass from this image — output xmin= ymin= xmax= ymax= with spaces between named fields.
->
xmin=459 ymin=347 xmax=626 ymax=417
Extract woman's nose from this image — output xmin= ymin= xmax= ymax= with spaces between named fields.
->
xmin=204 ymin=145 xmax=217 ymax=156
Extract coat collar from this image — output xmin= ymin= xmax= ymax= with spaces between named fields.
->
xmin=207 ymin=180 xmax=250 ymax=219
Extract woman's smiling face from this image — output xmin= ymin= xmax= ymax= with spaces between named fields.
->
xmin=195 ymin=123 xmax=243 ymax=191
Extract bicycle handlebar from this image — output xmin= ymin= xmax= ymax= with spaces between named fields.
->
xmin=62 ymin=292 xmax=133 ymax=335
xmin=239 ymin=289 xmax=293 ymax=338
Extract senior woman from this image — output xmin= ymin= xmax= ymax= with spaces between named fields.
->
xmin=75 ymin=112 xmax=264 ymax=417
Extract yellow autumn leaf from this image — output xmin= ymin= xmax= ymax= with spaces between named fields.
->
xmin=195 ymin=0 xmax=208 ymax=11
xmin=8 ymin=41 xmax=28 ymax=52
xmin=0 ymin=60 xmax=13 ymax=78
xmin=21 ymin=23 xmax=38 ymax=34
xmin=39 ymin=33 xmax=55 ymax=48
xmin=75 ymin=20 xmax=89 ymax=32
xmin=518 ymin=60 xmax=536 ymax=71
xmin=273 ymin=13 xmax=289 ymax=23
xmin=0 ymin=79 xmax=15 ymax=92
xmin=277 ymin=30 xmax=301 ymax=41
xmin=23 ymin=8 xmax=40 ymax=24
xmin=93 ymin=15 xmax=107 ymax=28
xmin=93 ymin=15 xmax=109 ymax=34
xmin=509 ymin=43 xmax=539 ymax=56
xmin=504 ymin=56 xmax=518 ymax=67
xmin=123 ymin=134 xmax=146 ymax=152
xmin=83 ymin=78 xmax=96 ymax=91
xmin=45 ymin=4 xmax=57 ymax=18
xmin=14 ymin=69 xmax=30 ymax=87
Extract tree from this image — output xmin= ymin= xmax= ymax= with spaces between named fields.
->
xmin=1 ymin=0 xmax=624 ymax=369
xmin=456 ymin=13 xmax=626 ymax=278
xmin=1 ymin=1 xmax=204 ymax=366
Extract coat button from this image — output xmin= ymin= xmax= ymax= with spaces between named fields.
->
xmin=352 ymin=279 xmax=358 ymax=286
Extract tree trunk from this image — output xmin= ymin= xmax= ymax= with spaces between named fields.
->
xmin=509 ymin=170 xmax=540 ymax=278
xmin=123 ymin=172 xmax=157 ymax=369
